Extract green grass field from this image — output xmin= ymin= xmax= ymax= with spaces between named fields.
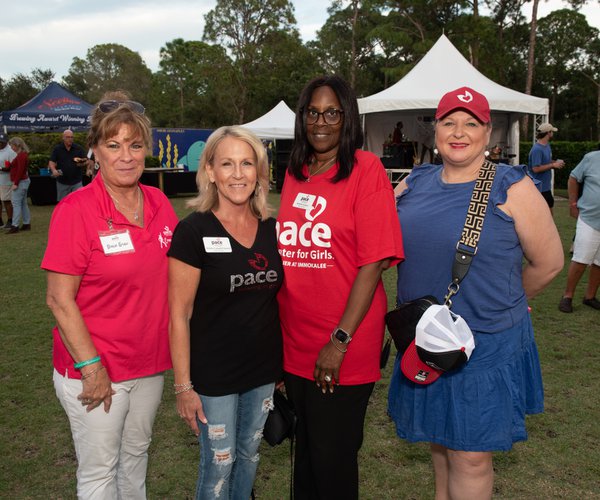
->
xmin=1 ymin=192 xmax=599 ymax=499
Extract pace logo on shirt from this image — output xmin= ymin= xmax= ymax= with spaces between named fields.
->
xmin=277 ymin=192 xmax=331 ymax=248
xmin=230 ymin=253 xmax=278 ymax=292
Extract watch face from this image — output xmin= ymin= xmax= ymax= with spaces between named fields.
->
xmin=335 ymin=329 xmax=350 ymax=343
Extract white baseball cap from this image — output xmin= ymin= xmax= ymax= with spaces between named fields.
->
xmin=401 ymin=305 xmax=475 ymax=385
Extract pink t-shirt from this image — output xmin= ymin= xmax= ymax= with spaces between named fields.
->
xmin=41 ymin=173 xmax=179 ymax=382
xmin=277 ymin=150 xmax=404 ymax=385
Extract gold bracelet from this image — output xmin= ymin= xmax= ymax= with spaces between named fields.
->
xmin=81 ymin=364 xmax=105 ymax=380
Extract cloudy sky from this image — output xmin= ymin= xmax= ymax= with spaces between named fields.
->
xmin=1 ymin=0 xmax=598 ymax=81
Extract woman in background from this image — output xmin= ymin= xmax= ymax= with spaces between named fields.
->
xmin=6 ymin=137 xmax=30 ymax=233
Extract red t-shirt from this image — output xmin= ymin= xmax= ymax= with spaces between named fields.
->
xmin=41 ymin=173 xmax=179 ymax=382
xmin=277 ymin=150 xmax=404 ymax=385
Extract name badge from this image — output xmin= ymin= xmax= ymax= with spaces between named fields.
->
xmin=203 ymin=237 xmax=232 ymax=253
xmin=292 ymin=193 xmax=315 ymax=210
xmin=99 ymin=230 xmax=135 ymax=255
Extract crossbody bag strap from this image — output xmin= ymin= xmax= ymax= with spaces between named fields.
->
xmin=444 ymin=159 xmax=497 ymax=306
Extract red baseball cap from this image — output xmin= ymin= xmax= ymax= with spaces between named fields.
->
xmin=435 ymin=87 xmax=490 ymax=123
xmin=401 ymin=305 xmax=475 ymax=385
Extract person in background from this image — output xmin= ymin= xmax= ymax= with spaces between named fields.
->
xmin=527 ymin=123 xmax=565 ymax=214
xmin=558 ymin=147 xmax=600 ymax=313
xmin=392 ymin=121 xmax=405 ymax=144
xmin=6 ymin=137 xmax=31 ymax=234
xmin=277 ymin=75 xmax=404 ymax=499
xmin=48 ymin=129 xmax=90 ymax=201
xmin=0 ymin=133 xmax=17 ymax=228
xmin=42 ymin=91 xmax=178 ymax=499
xmin=389 ymin=87 xmax=563 ymax=499
xmin=168 ymin=126 xmax=282 ymax=499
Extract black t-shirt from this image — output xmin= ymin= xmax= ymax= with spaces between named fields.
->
xmin=168 ymin=211 xmax=283 ymax=396
xmin=50 ymin=142 xmax=86 ymax=185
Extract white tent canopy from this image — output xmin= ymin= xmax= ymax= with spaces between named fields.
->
xmin=358 ymin=34 xmax=549 ymax=163
xmin=240 ymin=100 xmax=295 ymax=139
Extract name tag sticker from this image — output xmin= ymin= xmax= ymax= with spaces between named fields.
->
xmin=203 ymin=237 xmax=232 ymax=253
xmin=99 ymin=230 xmax=135 ymax=255
xmin=292 ymin=193 xmax=315 ymax=210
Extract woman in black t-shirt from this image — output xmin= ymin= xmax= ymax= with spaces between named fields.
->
xmin=168 ymin=126 xmax=283 ymax=499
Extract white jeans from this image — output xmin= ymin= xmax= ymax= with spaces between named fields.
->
xmin=53 ymin=369 xmax=164 ymax=500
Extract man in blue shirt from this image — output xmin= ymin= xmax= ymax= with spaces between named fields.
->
xmin=528 ymin=123 xmax=565 ymax=214
xmin=558 ymin=148 xmax=600 ymax=313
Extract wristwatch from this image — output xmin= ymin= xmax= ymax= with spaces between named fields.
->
xmin=333 ymin=327 xmax=352 ymax=344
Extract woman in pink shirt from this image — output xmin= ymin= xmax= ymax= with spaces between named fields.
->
xmin=42 ymin=92 xmax=178 ymax=499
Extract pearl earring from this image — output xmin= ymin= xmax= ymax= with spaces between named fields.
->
xmin=484 ymin=150 xmax=490 ymax=157
xmin=433 ymin=148 xmax=439 ymax=155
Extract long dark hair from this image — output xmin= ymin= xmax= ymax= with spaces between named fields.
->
xmin=288 ymin=75 xmax=363 ymax=183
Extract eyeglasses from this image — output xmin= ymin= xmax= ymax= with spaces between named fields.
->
xmin=98 ymin=100 xmax=145 ymax=115
xmin=305 ymin=108 xmax=344 ymax=125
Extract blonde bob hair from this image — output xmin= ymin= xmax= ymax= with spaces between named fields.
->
xmin=8 ymin=137 xmax=29 ymax=153
xmin=188 ymin=126 xmax=271 ymax=220
xmin=87 ymin=91 xmax=152 ymax=151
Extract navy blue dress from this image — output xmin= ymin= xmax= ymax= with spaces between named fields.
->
xmin=388 ymin=163 xmax=544 ymax=451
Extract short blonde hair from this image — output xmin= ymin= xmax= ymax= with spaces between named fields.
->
xmin=8 ymin=137 xmax=29 ymax=153
xmin=187 ymin=126 xmax=271 ymax=220
xmin=87 ymin=91 xmax=152 ymax=151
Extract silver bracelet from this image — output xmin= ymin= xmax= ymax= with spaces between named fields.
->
xmin=330 ymin=333 xmax=348 ymax=353
xmin=81 ymin=364 xmax=105 ymax=380
xmin=174 ymin=383 xmax=194 ymax=395
xmin=173 ymin=381 xmax=192 ymax=388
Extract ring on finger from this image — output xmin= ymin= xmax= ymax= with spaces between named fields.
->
xmin=324 ymin=374 xmax=332 ymax=383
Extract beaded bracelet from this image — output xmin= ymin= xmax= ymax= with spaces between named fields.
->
xmin=74 ymin=356 xmax=101 ymax=369
xmin=81 ymin=365 xmax=105 ymax=380
xmin=174 ymin=383 xmax=194 ymax=395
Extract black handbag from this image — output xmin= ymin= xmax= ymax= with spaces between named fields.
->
xmin=385 ymin=295 xmax=440 ymax=353
xmin=263 ymin=389 xmax=297 ymax=447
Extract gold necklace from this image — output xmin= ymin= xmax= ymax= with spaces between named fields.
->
xmin=306 ymin=155 xmax=337 ymax=182
xmin=105 ymin=184 xmax=142 ymax=221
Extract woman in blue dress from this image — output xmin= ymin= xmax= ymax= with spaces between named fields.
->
xmin=388 ymin=87 xmax=564 ymax=499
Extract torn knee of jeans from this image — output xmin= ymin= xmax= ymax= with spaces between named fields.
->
xmin=207 ymin=424 xmax=228 ymax=440
xmin=250 ymin=452 xmax=260 ymax=463
xmin=263 ymin=396 xmax=274 ymax=413
xmin=212 ymin=447 xmax=233 ymax=466
xmin=252 ymin=429 xmax=263 ymax=441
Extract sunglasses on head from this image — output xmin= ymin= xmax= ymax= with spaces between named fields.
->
xmin=98 ymin=100 xmax=145 ymax=115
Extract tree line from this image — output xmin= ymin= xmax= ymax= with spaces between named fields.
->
xmin=1 ymin=0 xmax=599 ymax=141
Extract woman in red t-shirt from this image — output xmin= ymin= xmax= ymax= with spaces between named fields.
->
xmin=277 ymin=75 xmax=404 ymax=499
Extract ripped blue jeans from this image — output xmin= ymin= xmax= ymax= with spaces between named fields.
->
xmin=195 ymin=383 xmax=275 ymax=500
